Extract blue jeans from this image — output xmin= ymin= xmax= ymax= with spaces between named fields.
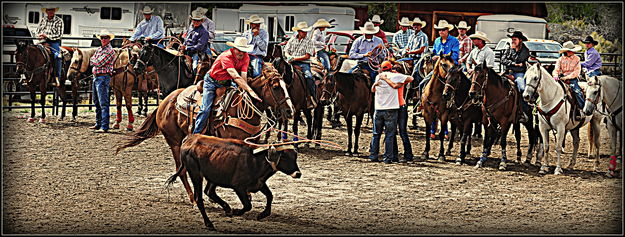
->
xmin=568 ymin=79 xmax=585 ymax=108
xmin=393 ymin=105 xmax=413 ymax=160
xmin=317 ymin=50 xmax=330 ymax=70
xmin=250 ymin=55 xmax=264 ymax=78
xmin=361 ymin=62 xmax=378 ymax=84
xmin=513 ymin=72 xmax=529 ymax=113
xmin=586 ymin=70 xmax=601 ymax=78
xmin=47 ymin=40 xmax=63 ymax=79
xmin=93 ymin=75 xmax=111 ymax=130
xmin=292 ymin=61 xmax=316 ymax=98
xmin=192 ymin=53 xmax=200 ymax=73
xmin=369 ymin=109 xmax=398 ymax=162
xmin=411 ymin=57 xmax=423 ymax=87
xmin=192 ymin=75 xmax=229 ymax=134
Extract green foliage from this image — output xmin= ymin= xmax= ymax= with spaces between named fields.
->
xmin=367 ymin=3 xmax=398 ymax=32
xmin=546 ymin=3 xmax=600 ymax=24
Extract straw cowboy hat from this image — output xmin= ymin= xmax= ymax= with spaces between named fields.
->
xmin=412 ymin=17 xmax=426 ymax=27
xmin=313 ymin=19 xmax=332 ymax=28
xmin=359 ymin=21 xmax=380 ymax=34
xmin=96 ymin=29 xmax=115 ymax=40
xmin=369 ymin=15 xmax=384 ymax=24
xmin=581 ymin=35 xmax=599 ymax=45
xmin=434 ymin=20 xmax=454 ymax=30
xmin=292 ymin=21 xmax=312 ymax=32
xmin=140 ymin=5 xmax=154 ymax=14
xmin=468 ymin=31 xmax=491 ymax=43
xmin=226 ymin=37 xmax=254 ymax=53
xmin=195 ymin=7 xmax=208 ymax=16
xmin=507 ymin=31 xmax=528 ymax=41
xmin=41 ymin=6 xmax=59 ymax=13
xmin=245 ymin=15 xmax=264 ymax=24
xmin=456 ymin=21 xmax=471 ymax=30
xmin=189 ymin=10 xmax=206 ymax=21
xmin=398 ymin=17 xmax=412 ymax=27
xmin=559 ymin=41 xmax=583 ymax=53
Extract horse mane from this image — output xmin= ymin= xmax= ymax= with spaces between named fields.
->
xmin=75 ymin=48 xmax=98 ymax=72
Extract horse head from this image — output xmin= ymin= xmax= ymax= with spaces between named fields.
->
xmin=522 ymin=62 xmax=544 ymax=104
xmin=319 ymin=71 xmax=337 ymax=106
xmin=583 ymin=75 xmax=602 ymax=116
xmin=66 ymin=49 xmax=84 ymax=82
xmin=134 ymin=43 xmax=156 ymax=74
xmin=433 ymin=53 xmax=454 ymax=80
xmin=258 ymin=63 xmax=294 ymax=120
xmin=469 ymin=62 xmax=490 ymax=102
xmin=442 ymin=64 xmax=463 ymax=101
xmin=14 ymin=41 xmax=31 ymax=75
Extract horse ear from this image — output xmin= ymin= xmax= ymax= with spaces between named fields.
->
xmin=15 ymin=40 xmax=27 ymax=49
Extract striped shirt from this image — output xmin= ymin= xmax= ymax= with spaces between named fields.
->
xmin=243 ymin=29 xmax=269 ymax=57
xmin=36 ymin=15 xmax=63 ymax=41
xmin=458 ymin=34 xmax=473 ymax=60
xmin=90 ymin=44 xmax=116 ymax=75
xmin=404 ymin=30 xmax=428 ymax=57
xmin=284 ymin=36 xmax=315 ymax=61
xmin=393 ymin=29 xmax=414 ymax=50
xmin=553 ymin=54 xmax=581 ymax=80
xmin=129 ymin=16 xmax=165 ymax=41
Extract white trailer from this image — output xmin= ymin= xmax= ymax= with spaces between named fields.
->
xmin=212 ymin=4 xmax=357 ymax=41
xmin=475 ymin=14 xmax=548 ymax=44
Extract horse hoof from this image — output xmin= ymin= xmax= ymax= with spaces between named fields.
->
xmin=70 ymin=118 xmax=77 ymax=122
xmin=474 ymin=161 xmax=483 ymax=168
xmin=112 ymin=123 xmax=120 ymax=129
xmin=554 ymin=167 xmax=563 ymax=175
xmin=437 ymin=155 xmax=445 ymax=162
xmin=39 ymin=118 xmax=46 ymax=123
xmin=126 ymin=127 xmax=133 ymax=132
xmin=455 ymin=158 xmax=463 ymax=165
xmin=27 ymin=117 xmax=35 ymax=123
xmin=445 ymin=151 xmax=452 ymax=156
xmin=498 ymin=162 xmax=507 ymax=171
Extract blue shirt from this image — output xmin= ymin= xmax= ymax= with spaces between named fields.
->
xmin=184 ymin=26 xmax=210 ymax=53
xmin=581 ymin=47 xmax=602 ymax=73
xmin=392 ymin=29 xmax=414 ymax=49
xmin=243 ymin=29 xmax=269 ymax=57
xmin=404 ymin=30 xmax=429 ymax=57
xmin=349 ymin=35 xmax=386 ymax=62
xmin=432 ymin=35 xmax=460 ymax=64
xmin=186 ymin=18 xmax=216 ymax=41
xmin=130 ymin=16 xmax=165 ymax=41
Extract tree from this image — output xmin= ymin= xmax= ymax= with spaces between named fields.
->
xmin=367 ymin=3 xmax=398 ymax=32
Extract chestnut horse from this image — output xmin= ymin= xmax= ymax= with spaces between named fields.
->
xmin=117 ymin=63 xmax=294 ymax=204
xmin=14 ymin=41 xmax=54 ymax=123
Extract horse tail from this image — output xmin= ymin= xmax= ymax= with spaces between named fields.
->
xmin=116 ymin=107 xmax=160 ymax=154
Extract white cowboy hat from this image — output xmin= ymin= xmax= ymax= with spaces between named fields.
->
xmin=292 ymin=21 xmax=312 ymax=32
xmin=398 ymin=17 xmax=412 ymax=27
xmin=226 ymin=37 xmax=254 ymax=53
xmin=96 ymin=29 xmax=115 ymax=40
xmin=359 ymin=21 xmax=380 ymax=34
xmin=434 ymin=19 xmax=454 ymax=31
xmin=456 ymin=21 xmax=471 ymax=30
xmin=41 ymin=6 xmax=59 ymax=13
xmin=245 ymin=15 xmax=264 ymax=24
xmin=559 ymin=41 xmax=583 ymax=53
xmin=140 ymin=5 xmax=154 ymax=14
xmin=313 ymin=19 xmax=332 ymax=28
xmin=369 ymin=15 xmax=384 ymax=24
xmin=412 ymin=17 xmax=426 ymax=27
xmin=189 ymin=10 xmax=206 ymax=21
xmin=468 ymin=31 xmax=491 ymax=43
xmin=195 ymin=7 xmax=208 ymax=15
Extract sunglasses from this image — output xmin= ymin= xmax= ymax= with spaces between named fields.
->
xmin=100 ymin=36 xmax=111 ymax=40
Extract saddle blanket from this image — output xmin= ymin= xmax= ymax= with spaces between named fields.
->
xmin=339 ymin=59 xmax=359 ymax=73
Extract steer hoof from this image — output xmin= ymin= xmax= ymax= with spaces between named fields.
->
xmin=498 ymin=162 xmax=507 ymax=171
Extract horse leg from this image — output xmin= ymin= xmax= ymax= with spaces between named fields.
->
xmin=345 ymin=115 xmax=353 ymax=156
xmin=607 ymin=121 xmax=619 ymax=176
xmin=124 ymin=89 xmax=135 ymax=131
xmin=457 ymin=121 xmax=471 ymax=164
xmin=71 ymin=80 xmax=78 ymax=121
xmin=28 ymin=87 xmax=36 ymax=122
xmin=166 ymin=137 xmax=195 ymax=204
xmin=422 ymin=118 xmax=431 ymax=160
xmin=523 ymin=118 xmax=536 ymax=166
xmin=567 ymin=128 xmax=581 ymax=170
xmin=537 ymin=122 xmax=550 ymax=174
xmin=446 ymin=122 xmax=456 ymax=156
xmin=39 ymin=83 xmax=46 ymax=123
xmin=256 ymin=183 xmax=273 ymax=220
xmin=314 ymin=106 xmax=324 ymax=149
xmin=499 ymin=123 xmax=512 ymax=171
xmin=475 ymin=125 xmax=493 ymax=168
xmin=437 ymin=120 xmax=446 ymax=162
xmin=553 ymin=125 xmax=566 ymax=175
xmin=205 ymin=182 xmax=232 ymax=216
xmin=59 ymin=84 xmax=67 ymax=120
xmin=514 ymin=122 xmax=522 ymax=162
xmin=112 ymin=90 xmax=122 ymax=129
xmin=589 ymin=118 xmax=602 ymax=172
xmin=304 ymin=109 xmax=314 ymax=148
xmin=354 ymin=113 xmax=364 ymax=155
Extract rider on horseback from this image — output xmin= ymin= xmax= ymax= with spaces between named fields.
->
xmin=346 ymin=21 xmax=386 ymax=83
xmin=243 ymin=15 xmax=269 ymax=78
xmin=553 ymin=41 xmax=585 ymax=121
xmin=310 ymin=19 xmax=333 ymax=71
xmin=192 ymin=37 xmax=263 ymax=134
xmin=186 ymin=7 xmax=215 ymax=55
xmin=500 ymin=31 xmax=531 ymax=123
xmin=392 ymin=17 xmax=414 ymax=56
xmin=181 ymin=10 xmax=210 ymax=78
xmin=404 ymin=17 xmax=429 ymax=92
xmin=35 ymin=5 xmax=64 ymax=87
xmin=284 ymin=21 xmax=317 ymax=109
xmin=465 ymin=31 xmax=495 ymax=73
xmin=129 ymin=6 xmax=165 ymax=47
xmin=581 ymin=35 xmax=603 ymax=78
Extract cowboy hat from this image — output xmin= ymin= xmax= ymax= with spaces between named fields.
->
xmin=41 ymin=6 xmax=59 ymax=13
xmin=226 ymin=37 xmax=254 ymax=53
xmin=456 ymin=21 xmax=471 ymax=30
xmin=313 ymin=19 xmax=332 ymax=28
xmin=507 ymin=31 xmax=528 ymax=41
xmin=245 ymin=15 xmax=264 ymax=24
xmin=581 ymin=35 xmax=599 ymax=45
xmin=359 ymin=21 xmax=380 ymax=34
xmin=195 ymin=7 xmax=208 ymax=16
xmin=140 ymin=5 xmax=154 ymax=14
xmin=96 ymin=29 xmax=115 ymax=40
xmin=369 ymin=15 xmax=384 ymax=24
xmin=189 ymin=10 xmax=206 ymax=21
xmin=433 ymin=19 xmax=454 ymax=31
xmin=398 ymin=17 xmax=412 ymax=27
xmin=412 ymin=17 xmax=426 ymax=27
xmin=292 ymin=21 xmax=312 ymax=32
xmin=559 ymin=41 xmax=583 ymax=53
xmin=468 ymin=31 xmax=491 ymax=43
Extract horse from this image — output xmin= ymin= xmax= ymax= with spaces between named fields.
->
xmin=121 ymin=38 xmax=160 ymax=117
xmin=116 ymin=63 xmax=294 ymax=204
xmin=522 ymin=62 xmax=604 ymax=175
xmin=55 ymin=46 xmax=80 ymax=121
xmin=441 ymin=65 xmax=483 ymax=164
xmin=410 ymin=50 xmax=435 ymax=127
xmin=133 ymin=42 xmax=195 ymax=98
xmin=419 ymin=54 xmax=456 ymax=161
xmin=109 ymin=46 xmax=141 ymax=131
xmin=14 ymin=41 xmax=54 ymax=123
xmin=583 ymin=75 xmax=622 ymax=177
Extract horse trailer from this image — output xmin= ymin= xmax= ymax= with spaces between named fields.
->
xmin=475 ymin=14 xmax=548 ymax=44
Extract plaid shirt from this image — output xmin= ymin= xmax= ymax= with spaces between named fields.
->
xmin=404 ymin=30 xmax=428 ymax=57
xmin=553 ymin=54 xmax=581 ymax=80
xmin=36 ymin=15 xmax=63 ymax=41
xmin=458 ymin=34 xmax=473 ymax=60
xmin=90 ymin=44 xmax=116 ymax=75
xmin=284 ymin=36 xmax=315 ymax=62
xmin=392 ymin=29 xmax=414 ymax=49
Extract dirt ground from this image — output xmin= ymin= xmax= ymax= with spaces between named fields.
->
xmin=2 ymin=108 xmax=622 ymax=234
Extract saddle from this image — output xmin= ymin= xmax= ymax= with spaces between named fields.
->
xmin=557 ymin=79 xmax=586 ymax=122
xmin=176 ymin=82 xmax=240 ymax=134
xmin=310 ymin=57 xmax=326 ymax=79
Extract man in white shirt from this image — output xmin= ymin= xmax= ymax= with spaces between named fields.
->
xmin=465 ymin=31 xmax=495 ymax=73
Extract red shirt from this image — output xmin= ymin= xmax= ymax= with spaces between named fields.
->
xmin=374 ymin=30 xmax=388 ymax=44
xmin=398 ymin=86 xmax=406 ymax=106
xmin=209 ymin=48 xmax=250 ymax=81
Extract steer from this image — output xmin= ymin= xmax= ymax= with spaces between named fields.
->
xmin=166 ymin=134 xmax=301 ymax=230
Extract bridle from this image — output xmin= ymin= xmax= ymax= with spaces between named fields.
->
xmin=15 ymin=45 xmax=50 ymax=85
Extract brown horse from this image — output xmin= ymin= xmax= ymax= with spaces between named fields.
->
xmin=109 ymin=46 xmax=140 ymax=131
xmin=116 ymin=63 xmax=293 ymax=204
xmin=420 ymin=54 xmax=455 ymax=161
xmin=14 ymin=41 xmax=54 ymax=123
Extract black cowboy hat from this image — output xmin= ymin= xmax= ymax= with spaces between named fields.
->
xmin=507 ymin=31 xmax=528 ymax=41
xmin=581 ymin=35 xmax=599 ymax=45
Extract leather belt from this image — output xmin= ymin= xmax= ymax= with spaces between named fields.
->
xmin=95 ymin=73 xmax=110 ymax=77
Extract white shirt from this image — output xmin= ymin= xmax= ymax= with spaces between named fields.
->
xmin=374 ymin=72 xmax=409 ymax=110
xmin=466 ymin=45 xmax=495 ymax=69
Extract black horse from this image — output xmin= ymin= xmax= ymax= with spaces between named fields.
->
xmin=133 ymin=43 xmax=195 ymax=98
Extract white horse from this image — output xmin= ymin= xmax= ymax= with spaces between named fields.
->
xmin=522 ymin=63 xmax=604 ymax=175
xmin=583 ymin=75 xmax=622 ymax=177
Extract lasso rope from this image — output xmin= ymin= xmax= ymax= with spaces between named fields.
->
xmin=243 ymin=125 xmax=343 ymax=149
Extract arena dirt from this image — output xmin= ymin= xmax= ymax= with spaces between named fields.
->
xmin=2 ymin=110 xmax=622 ymax=234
